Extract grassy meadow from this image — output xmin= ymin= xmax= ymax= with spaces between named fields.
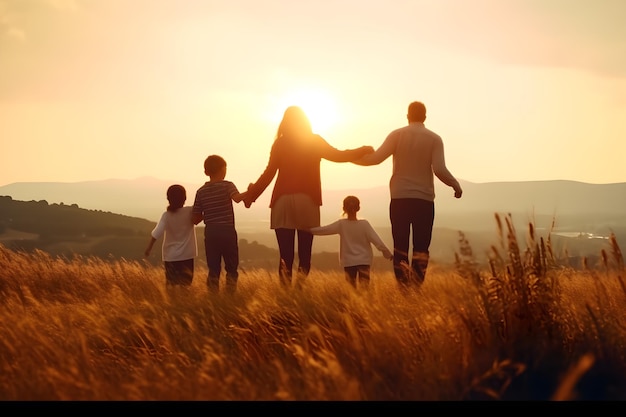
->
xmin=0 ymin=214 xmax=625 ymax=401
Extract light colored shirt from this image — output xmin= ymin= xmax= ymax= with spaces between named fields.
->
xmin=356 ymin=122 xmax=460 ymax=201
xmin=151 ymin=206 xmax=198 ymax=262
xmin=310 ymin=219 xmax=391 ymax=267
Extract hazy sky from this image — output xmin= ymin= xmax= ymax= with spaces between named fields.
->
xmin=2 ymin=0 xmax=625 ymax=191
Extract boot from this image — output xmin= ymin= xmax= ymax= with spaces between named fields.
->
xmin=279 ymin=260 xmax=292 ymax=288
xmin=411 ymin=251 xmax=429 ymax=287
xmin=225 ymin=275 xmax=238 ymax=295
xmin=294 ymin=266 xmax=309 ymax=290
xmin=207 ymin=275 xmax=220 ymax=294
xmin=344 ymin=273 xmax=357 ymax=289
xmin=394 ymin=257 xmax=412 ymax=289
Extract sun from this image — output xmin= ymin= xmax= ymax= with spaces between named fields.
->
xmin=275 ymin=87 xmax=339 ymax=133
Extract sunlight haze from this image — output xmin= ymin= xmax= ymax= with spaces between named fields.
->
xmin=1 ymin=0 xmax=625 ymax=192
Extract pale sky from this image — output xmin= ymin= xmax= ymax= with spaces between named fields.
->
xmin=1 ymin=0 xmax=625 ymax=191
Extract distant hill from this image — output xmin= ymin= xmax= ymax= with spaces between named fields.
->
xmin=0 ymin=196 xmax=398 ymax=271
xmin=1 ymin=177 xmax=624 ymax=224
xmin=0 ymin=195 xmax=156 ymax=262
xmin=1 ymin=177 xmax=625 ymax=264
xmin=0 ymin=196 xmax=286 ymax=270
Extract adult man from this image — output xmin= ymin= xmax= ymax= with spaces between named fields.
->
xmin=354 ymin=101 xmax=463 ymax=289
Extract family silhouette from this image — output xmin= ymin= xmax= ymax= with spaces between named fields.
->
xmin=145 ymin=101 xmax=463 ymax=294
xmin=244 ymin=105 xmax=374 ymax=289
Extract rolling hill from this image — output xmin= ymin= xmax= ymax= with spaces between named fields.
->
xmin=1 ymin=177 xmax=625 ymax=264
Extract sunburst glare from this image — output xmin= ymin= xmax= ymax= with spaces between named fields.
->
xmin=269 ymin=87 xmax=340 ymax=134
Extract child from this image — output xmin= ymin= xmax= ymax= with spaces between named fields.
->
xmin=310 ymin=195 xmax=392 ymax=289
xmin=192 ymin=155 xmax=247 ymax=294
xmin=144 ymin=184 xmax=198 ymax=286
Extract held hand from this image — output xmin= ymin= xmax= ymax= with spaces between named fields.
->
xmin=361 ymin=145 xmax=374 ymax=155
xmin=243 ymin=183 xmax=255 ymax=208
xmin=243 ymin=193 xmax=253 ymax=208
xmin=383 ymin=249 xmax=393 ymax=260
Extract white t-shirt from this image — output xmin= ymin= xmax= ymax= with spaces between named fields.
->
xmin=310 ymin=219 xmax=391 ymax=267
xmin=151 ymin=206 xmax=198 ymax=262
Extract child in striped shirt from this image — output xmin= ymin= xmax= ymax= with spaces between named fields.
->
xmin=192 ymin=155 xmax=247 ymax=294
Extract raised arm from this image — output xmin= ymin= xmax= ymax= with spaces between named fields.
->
xmin=244 ymin=142 xmax=280 ymax=206
xmin=352 ymin=134 xmax=395 ymax=166
xmin=317 ymin=135 xmax=373 ymax=163
xmin=323 ymin=145 xmax=374 ymax=163
xmin=309 ymin=220 xmax=341 ymax=235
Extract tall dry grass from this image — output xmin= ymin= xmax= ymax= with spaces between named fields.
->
xmin=0 ymin=215 xmax=625 ymax=400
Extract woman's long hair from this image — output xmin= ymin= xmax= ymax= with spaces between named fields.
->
xmin=275 ymin=106 xmax=313 ymax=141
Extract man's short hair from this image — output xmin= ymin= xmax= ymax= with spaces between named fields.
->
xmin=407 ymin=101 xmax=426 ymax=122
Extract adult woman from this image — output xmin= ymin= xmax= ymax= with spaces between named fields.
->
xmin=244 ymin=106 xmax=373 ymax=288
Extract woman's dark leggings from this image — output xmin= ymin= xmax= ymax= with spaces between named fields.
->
xmin=275 ymin=228 xmax=313 ymax=286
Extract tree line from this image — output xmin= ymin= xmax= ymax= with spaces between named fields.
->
xmin=0 ymin=196 xmax=360 ymax=271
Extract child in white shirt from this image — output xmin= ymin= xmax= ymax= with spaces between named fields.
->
xmin=145 ymin=184 xmax=198 ymax=286
xmin=310 ymin=195 xmax=392 ymax=289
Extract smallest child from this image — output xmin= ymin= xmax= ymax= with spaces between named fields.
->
xmin=310 ymin=195 xmax=392 ymax=289
xmin=144 ymin=184 xmax=198 ymax=287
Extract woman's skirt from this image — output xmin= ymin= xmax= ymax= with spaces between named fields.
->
xmin=270 ymin=193 xmax=320 ymax=230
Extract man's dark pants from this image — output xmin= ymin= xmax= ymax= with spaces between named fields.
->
xmin=390 ymin=198 xmax=434 ymax=288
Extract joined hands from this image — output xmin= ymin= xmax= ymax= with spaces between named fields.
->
xmin=243 ymin=183 xmax=255 ymax=208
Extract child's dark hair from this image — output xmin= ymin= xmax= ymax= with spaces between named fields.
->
xmin=342 ymin=195 xmax=360 ymax=215
xmin=166 ymin=184 xmax=186 ymax=212
xmin=204 ymin=155 xmax=226 ymax=177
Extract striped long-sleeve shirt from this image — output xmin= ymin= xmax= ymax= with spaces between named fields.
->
xmin=192 ymin=180 xmax=241 ymax=225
